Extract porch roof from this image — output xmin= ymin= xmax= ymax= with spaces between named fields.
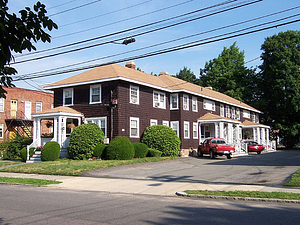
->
xmin=198 ymin=113 xmax=240 ymax=124
xmin=32 ymin=106 xmax=83 ymax=118
xmin=241 ymin=120 xmax=270 ymax=128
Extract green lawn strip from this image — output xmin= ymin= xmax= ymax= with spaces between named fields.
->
xmin=0 ymin=157 xmax=171 ymax=176
xmin=0 ymin=177 xmax=61 ymax=186
xmin=184 ymin=190 xmax=300 ymax=200
xmin=0 ymin=160 xmax=24 ymax=167
xmin=285 ymin=169 xmax=300 ymax=187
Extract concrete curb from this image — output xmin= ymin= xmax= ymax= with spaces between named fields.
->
xmin=175 ymin=192 xmax=300 ymax=204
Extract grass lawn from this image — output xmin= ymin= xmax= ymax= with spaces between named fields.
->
xmin=285 ymin=168 xmax=300 ymax=187
xmin=0 ymin=160 xmax=23 ymax=167
xmin=0 ymin=157 xmax=171 ymax=176
xmin=184 ymin=190 xmax=300 ymax=200
xmin=0 ymin=177 xmax=61 ymax=186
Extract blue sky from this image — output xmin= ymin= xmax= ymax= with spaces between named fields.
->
xmin=7 ymin=0 xmax=300 ymax=91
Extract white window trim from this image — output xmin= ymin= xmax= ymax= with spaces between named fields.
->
xmin=0 ymin=98 xmax=4 ymax=112
xmin=130 ymin=85 xmax=139 ymax=105
xmin=170 ymin=121 xmax=179 ymax=137
xmin=243 ymin=110 xmax=250 ymax=119
xmin=226 ymin=106 xmax=231 ymax=118
xmin=63 ymin=88 xmax=74 ymax=106
xmin=183 ymin=94 xmax=189 ymax=111
xmin=193 ymin=122 xmax=198 ymax=139
xmin=153 ymin=91 xmax=166 ymax=109
xmin=85 ymin=117 xmax=107 ymax=138
xmin=170 ymin=94 xmax=178 ymax=110
xmin=236 ymin=108 xmax=240 ymax=120
xmin=192 ymin=97 xmax=198 ymax=112
xmin=184 ymin=121 xmax=190 ymax=139
xmin=90 ymin=84 xmax=102 ymax=104
xmin=130 ymin=117 xmax=139 ymax=138
xmin=150 ymin=119 xmax=158 ymax=126
xmin=162 ymin=120 xmax=169 ymax=127
xmin=203 ymin=99 xmax=215 ymax=111
xmin=0 ymin=123 xmax=3 ymax=138
xmin=36 ymin=102 xmax=42 ymax=113
xmin=220 ymin=104 xmax=224 ymax=117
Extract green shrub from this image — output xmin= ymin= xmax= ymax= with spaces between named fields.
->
xmin=0 ymin=135 xmax=32 ymax=159
xmin=67 ymin=123 xmax=104 ymax=160
xmin=20 ymin=147 xmax=35 ymax=162
xmin=133 ymin=142 xmax=148 ymax=158
xmin=41 ymin=141 xmax=60 ymax=161
xmin=141 ymin=125 xmax=181 ymax=156
xmin=147 ymin=148 xmax=162 ymax=157
xmin=93 ymin=143 xmax=106 ymax=158
xmin=105 ymin=136 xmax=134 ymax=160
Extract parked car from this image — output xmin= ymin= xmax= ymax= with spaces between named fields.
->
xmin=198 ymin=138 xmax=235 ymax=159
xmin=244 ymin=140 xmax=264 ymax=154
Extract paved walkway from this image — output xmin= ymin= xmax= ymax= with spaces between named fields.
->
xmin=0 ymin=172 xmax=299 ymax=196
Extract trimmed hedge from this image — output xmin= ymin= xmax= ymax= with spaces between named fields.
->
xmin=133 ymin=142 xmax=148 ymax=158
xmin=147 ymin=148 xmax=162 ymax=157
xmin=67 ymin=123 xmax=104 ymax=160
xmin=41 ymin=141 xmax=60 ymax=161
xmin=20 ymin=147 xmax=35 ymax=162
xmin=93 ymin=143 xmax=106 ymax=158
xmin=105 ymin=136 xmax=134 ymax=160
xmin=141 ymin=125 xmax=181 ymax=156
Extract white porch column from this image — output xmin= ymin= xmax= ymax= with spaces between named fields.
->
xmin=198 ymin=123 xmax=202 ymax=144
xmin=219 ymin=122 xmax=224 ymax=138
xmin=266 ymin=128 xmax=270 ymax=150
xmin=61 ymin=117 xmax=67 ymax=148
xmin=53 ymin=117 xmax=58 ymax=142
xmin=253 ymin=128 xmax=256 ymax=141
xmin=261 ymin=128 xmax=265 ymax=145
xmin=36 ymin=118 xmax=41 ymax=146
xmin=228 ymin=123 xmax=233 ymax=144
xmin=58 ymin=116 xmax=62 ymax=147
xmin=215 ymin=122 xmax=219 ymax=138
xmin=33 ymin=118 xmax=37 ymax=143
xmin=257 ymin=127 xmax=261 ymax=144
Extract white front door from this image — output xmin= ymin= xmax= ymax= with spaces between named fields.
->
xmin=25 ymin=101 xmax=32 ymax=119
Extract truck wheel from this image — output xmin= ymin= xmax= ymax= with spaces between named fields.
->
xmin=226 ymin=155 xmax=232 ymax=159
xmin=198 ymin=151 xmax=203 ymax=157
xmin=257 ymin=151 xmax=261 ymax=154
xmin=209 ymin=150 xmax=215 ymax=159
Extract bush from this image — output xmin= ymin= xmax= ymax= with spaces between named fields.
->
xmin=93 ymin=143 xmax=106 ymax=158
xmin=105 ymin=136 xmax=134 ymax=160
xmin=133 ymin=142 xmax=148 ymax=158
xmin=41 ymin=141 xmax=60 ymax=161
xmin=20 ymin=147 xmax=35 ymax=162
xmin=147 ymin=148 xmax=162 ymax=157
xmin=141 ymin=125 xmax=181 ymax=156
xmin=67 ymin=123 xmax=104 ymax=160
xmin=0 ymin=135 xmax=32 ymax=159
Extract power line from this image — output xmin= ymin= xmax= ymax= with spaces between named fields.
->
xmin=12 ymin=0 xmax=262 ymax=64
xmin=13 ymin=18 xmax=300 ymax=81
xmin=48 ymin=0 xmax=79 ymax=10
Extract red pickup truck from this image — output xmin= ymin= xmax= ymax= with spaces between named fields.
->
xmin=198 ymin=138 xmax=235 ymax=159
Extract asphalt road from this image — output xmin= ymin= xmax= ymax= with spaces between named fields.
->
xmin=1 ymin=185 xmax=300 ymax=225
xmin=81 ymin=150 xmax=300 ymax=186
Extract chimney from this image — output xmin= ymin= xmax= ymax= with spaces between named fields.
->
xmin=205 ymin=87 xmax=213 ymax=90
xmin=125 ymin=61 xmax=136 ymax=69
xmin=159 ymin=71 xmax=169 ymax=76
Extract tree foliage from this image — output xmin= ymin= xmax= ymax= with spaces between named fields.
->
xmin=175 ymin=67 xmax=197 ymax=84
xmin=258 ymin=30 xmax=300 ymax=148
xmin=0 ymin=0 xmax=57 ymax=97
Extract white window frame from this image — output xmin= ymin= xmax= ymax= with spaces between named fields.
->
xmin=226 ymin=106 xmax=231 ymax=118
xmin=36 ymin=102 xmax=42 ymax=113
xmin=220 ymin=104 xmax=224 ymax=117
xmin=183 ymin=94 xmax=189 ymax=111
xmin=0 ymin=123 xmax=3 ymax=138
xmin=130 ymin=117 xmax=139 ymax=138
xmin=150 ymin=119 xmax=158 ymax=126
xmin=203 ymin=99 xmax=215 ymax=111
xmin=170 ymin=94 xmax=178 ymax=110
xmin=162 ymin=120 xmax=169 ymax=127
xmin=236 ymin=108 xmax=240 ymax=120
xmin=153 ymin=91 xmax=166 ymax=109
xmin=0 ymin=98 xmax=4 ymax=112
xmin=192 ymin=97 xmax=198 ymax=112
xmin=90 ymin=84 xmax=101 ymax=104
xmin=85 ymin=117 xmax=107 ymax=138
xmin=231 ymin=107 xmax=236 ymax=119
xmin=193 ymin=122 xmax=198 ymax=139
xmin=170 ymin=121 xmax=179 ymax=137
xmin=63 ymin=88 xmax=74 ymax=106
xmin=184 ymin=121 xmax=190 ymax=139
xmin=130 ymin=85 xmax=139 ymax=104
xmin=243 ymin=110 xmax=250 ymax=119
xmin=252 ymin=114 xmax=256 ymax=122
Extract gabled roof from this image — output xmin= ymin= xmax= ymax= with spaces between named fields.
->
xmin=44 ymin=63 xmax=259 ymax=112
xmin=241 ymin=120 xmax=270 ymax=128
xmin=32 ymin=106 xmax=83 ymax=118
xmin=198 ymin=113 xmax=240 ymax=124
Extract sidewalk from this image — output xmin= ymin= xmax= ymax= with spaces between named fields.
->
xmin=0 ymin=172 xmax=299 ymax=196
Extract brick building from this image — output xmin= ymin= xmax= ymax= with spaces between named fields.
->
xmin=0 ymin=87 xmax=54 ymax=141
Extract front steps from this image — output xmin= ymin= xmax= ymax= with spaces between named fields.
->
xmin=26 ymin=151 xmax=42 ymax=163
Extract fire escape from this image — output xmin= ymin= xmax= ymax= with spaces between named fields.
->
xmin=5 ymin=111 xmax=33 ymax=139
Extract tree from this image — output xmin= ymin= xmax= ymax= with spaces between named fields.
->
xmin=258 ymin=30 xmax=300 ymax=148
xmin=198 ymin=42 xmax=253 ymax=101
xmin=0 ymin=0 xmax=57 ymax=97
xmin=175 ymin=67 xmax=197 ymax=84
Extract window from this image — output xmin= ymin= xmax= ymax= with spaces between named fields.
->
xmin=193 ymin=122 xmax=198 ymax=139
xmin=226 ymin=106 xmax=231 ymax=118
xmin=162 ymin=120 xmax=169 ymax=127
xmin=183 ymin=94 xmax=189 ymax=111
xmin=236 ymin=108 xmax=240 ymax=120
xmin=130 ymin=85 xmax=139 ymax=104
xmin=150 ymin=119 xmax=157 ymax=126
xmin=170 ymin=94 xmax=178 ymax=109
xmin=0 ymin=123 xmax=3 ymax=138
xmin=184 ymin=121 xmax=190 ymax=139
xmin=36 ymin=102 xmax=42 ymax=113
xmin=192 ymin=97 xmax=198 ymax=112
xmin=203 ymin=99 xmax=215 ymax=111
xmin=170 ymin=121 xmax=179 ymax=137
xmin=85 ymin=117 xmax=107 ymax=137
xmin=252 ymin=114 xmax=256 ymax=122
xmin=243 ymin=110 xmax=250 ymax=119
xmin=153 ymin=91 xmax=166 ymax=109
xmin=220 ymin=104 xmax=224 ymax=117
xmin=130 ymin=117 xmax=139 ymax=138
xmin=63 ymin=88 xmax=73 ymax=106
xmin=255 ymin=114 xmax=259 ymax=123
xmin=231 ymin=107 xmax=236 ymax=119
xmin=90 ymin=85 xmax=101 ymax=104
xmin=0 ymin=98 xmax=4 ymax=112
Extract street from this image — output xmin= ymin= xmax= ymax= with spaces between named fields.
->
xmin=0 ymin=185 xmax=300 ymax=225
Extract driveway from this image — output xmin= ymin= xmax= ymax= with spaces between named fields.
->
xmin=81 ymin=150 xmax=300 ymax=186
